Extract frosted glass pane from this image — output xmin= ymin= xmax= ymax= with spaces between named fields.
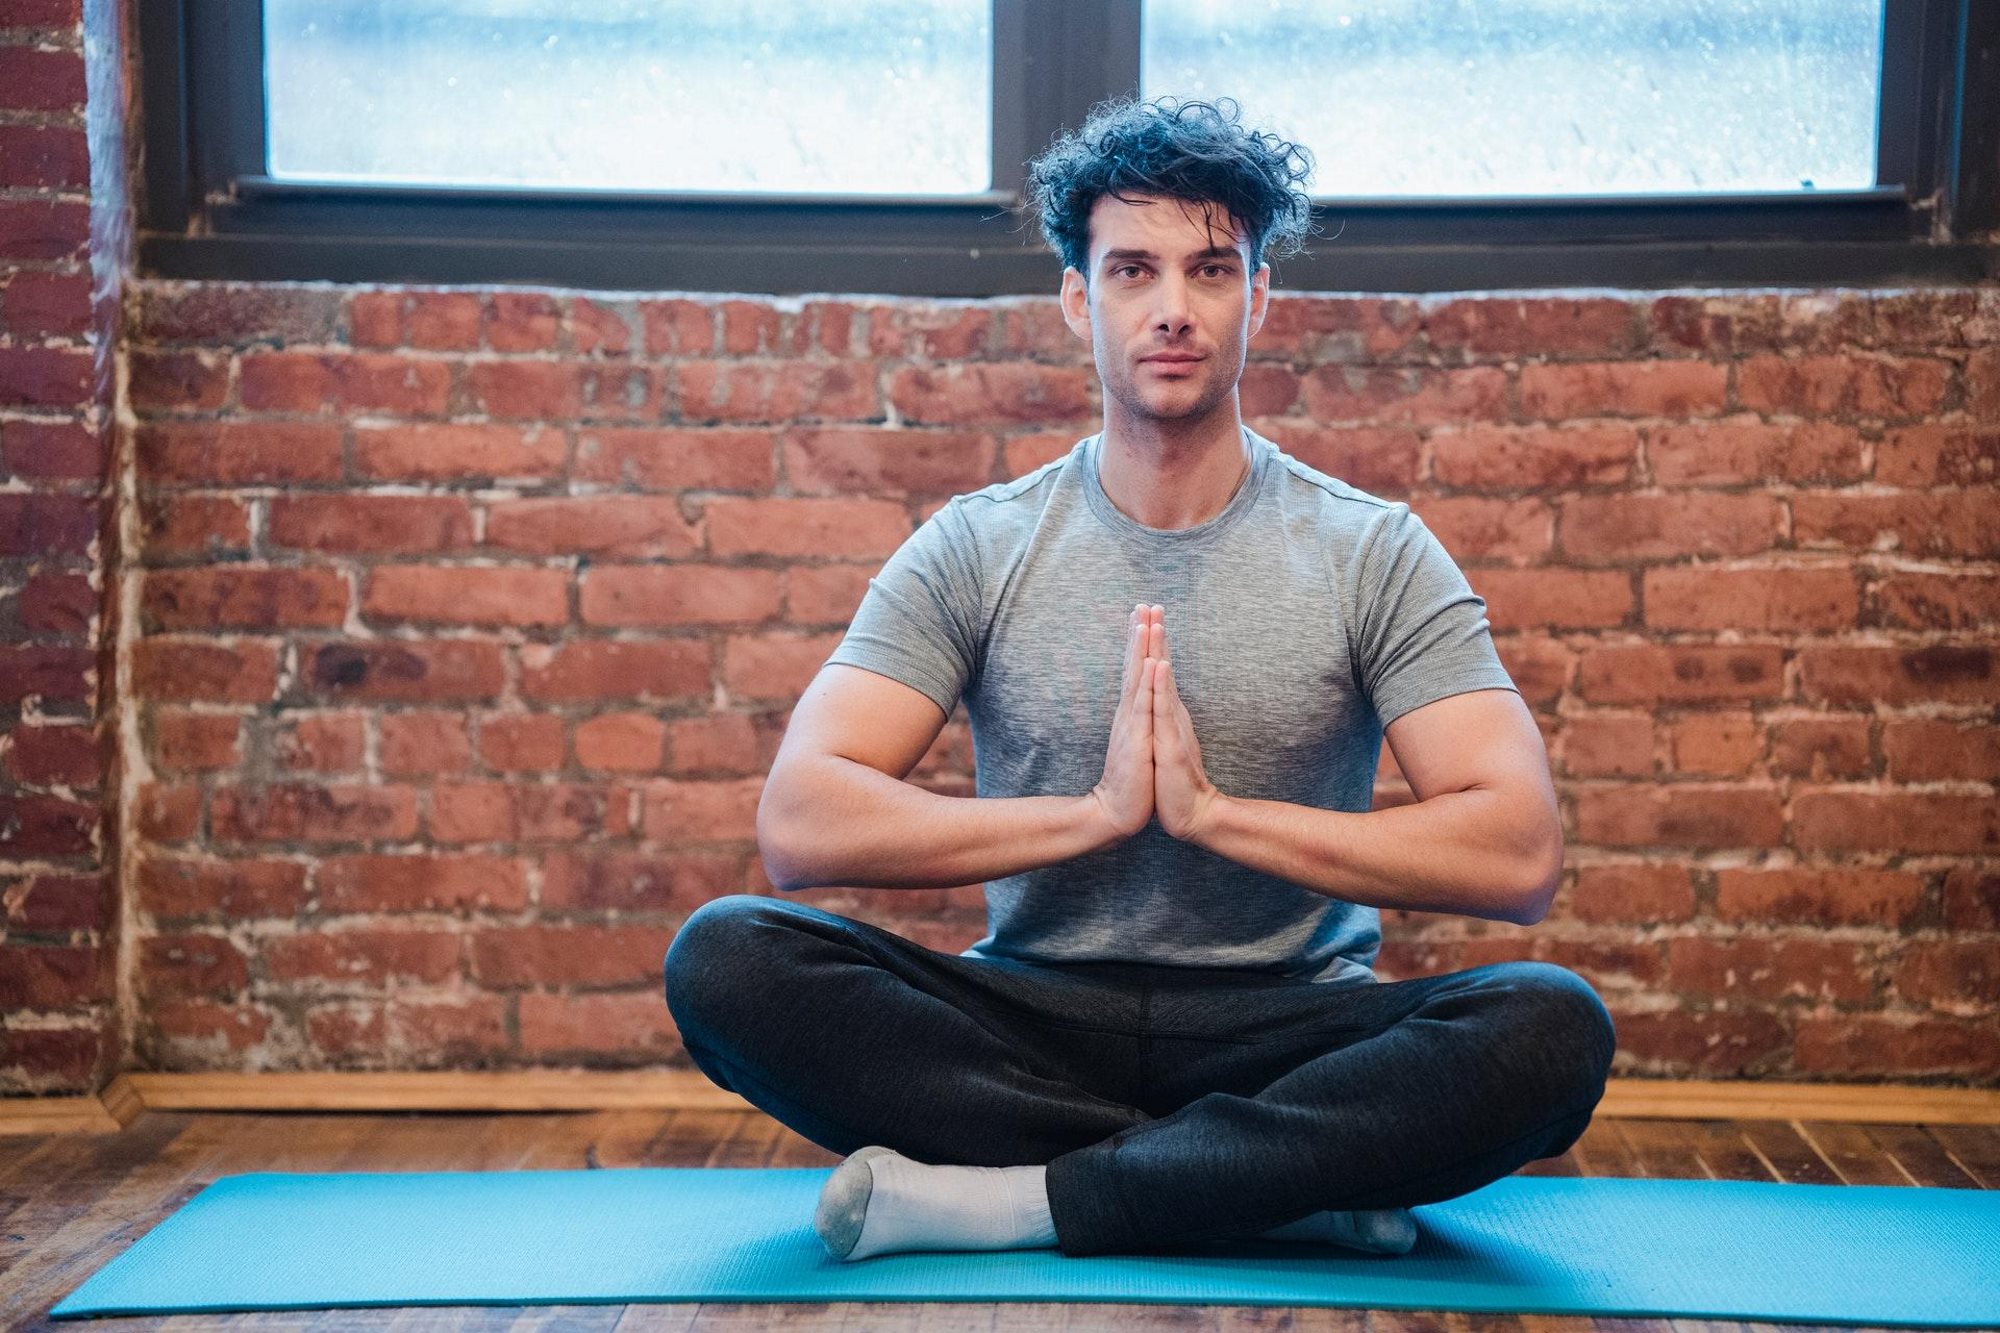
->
xmin=264 ymin=0 xmax=992 ymax=193
xmin=1142 ymin=0 xmax=1883 ymax=197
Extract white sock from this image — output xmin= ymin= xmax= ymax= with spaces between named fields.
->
xmin=1257 ymin=1207 xmax=1418 ymax=1253
xmin=814 ymin=1147 xmax=1056 ymax=1261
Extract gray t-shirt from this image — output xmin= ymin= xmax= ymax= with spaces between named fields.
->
xmin=823 ymin=425 xmax=1519 ymax=985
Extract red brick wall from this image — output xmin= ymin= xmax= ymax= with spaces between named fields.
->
xmin=0 ymin=0 xmax=130 ymax=1095
xmin=106 ymin=282 xmax=1998 ymax=1085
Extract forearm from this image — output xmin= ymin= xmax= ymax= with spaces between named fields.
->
xmin=1190 ymin=788 xmax=1557 ymax=925
xmin=760 ymin=757 xmax=1117 ymax=892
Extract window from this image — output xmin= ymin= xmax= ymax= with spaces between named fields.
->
xmin=139 ymin=0 xmax=1999 ymax=294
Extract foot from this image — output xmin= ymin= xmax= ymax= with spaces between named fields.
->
xmin=812 ymin=1146 xmax=1057 ymax=1261
xmin=1257 ymin=1206 xmax=1418 ymax=1254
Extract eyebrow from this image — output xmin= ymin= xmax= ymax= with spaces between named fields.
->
xmin=1099 ymin=246 xmax=1243 ymax=267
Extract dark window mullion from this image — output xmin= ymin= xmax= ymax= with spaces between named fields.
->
xmin=192 ymin=0 xmax=266 ymax=197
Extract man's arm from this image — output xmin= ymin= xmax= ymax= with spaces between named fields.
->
xmin=1182 ymin=688 xmax=1563 ymax=925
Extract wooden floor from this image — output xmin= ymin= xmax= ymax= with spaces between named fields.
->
xmin=2 ymin=1110 xmax=1995 ymax=1333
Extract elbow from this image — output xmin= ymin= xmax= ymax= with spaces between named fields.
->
xmin=1509 ymin=836 xmax=1564 ymax=926
xmin=754 ymin=793 xmax=805 ymax=893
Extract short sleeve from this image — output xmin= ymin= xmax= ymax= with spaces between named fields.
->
xmin=823 ymin=498 xmax=983 ymax=717
xmin=1352 ymin=503 xmax=1518 ymax=728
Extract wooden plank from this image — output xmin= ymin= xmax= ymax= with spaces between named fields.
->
xmin=1612 ymin=1121 xmax=1708 ymax=1179
xmin=1926 ymin=1124 xmax=2000 ymax=1188
xmin=1596 ymin=1079 xmax=2000 ymax=1125
xmin=1684 ymin=1123 xmax=1775 ymax=1181
xmin=1863 ymin=1124 xmax=1979 ymax=1188
xmin=1736 ymin=1122 xmax=1840 ymax=1186
xmin=0 ymin=1095 xmax=122 ymax=1135
xmin=1790 ymin=1122 xmax=1911 ymax=1186
xmin=1566 ymin=1119 xmax=1642 ymax=1179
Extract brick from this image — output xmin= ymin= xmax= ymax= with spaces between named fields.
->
xmin=1868 ymin=423 xmax=1997 ymax=487
xmin=1713 ymin=866 xmax=1922 ymax=928
xmin=1528 ymin=938 xmax=1665 ymax=989
xmin=303 ymin=641 xmax=504 ymax=703
xmin=720 ymin=631 xmax=848 ymax=705
xmin=265 ymin=929 xmax=461 ymax=987
xmin=1798 ymin=645 xmax=1998 ymax=707
xmin=1467 ymin=568 xmax=1632 ymax=631
xmin=704 ymin=496 xmax=910 ymax=559
xmin=1 ymin=267 xmax=91 ymax=337
xmin=1642 ymin=565 xmax=1857 ymax=632
xmin=0 ymin=493 xmax=94 ymax=555
xmin=517 ymin=640 xmax=707 ymax=703
xmin=0 ymin=198 xmax=88 ymax=262
xmin=377 ymin=711 xmax=473 ymax=775
xmin=1793 ymin=1014 xmax=2000 ymax=1077
xmin=268 ymin=494 xmax=473 ymax=554
xmin=0 ymin=793 xmax=97 ymax=856
xmin=484 ymin=496 xmax=699 ymax=558
xmin=272 ymin=712 xmax=365 ymax=772
xmin=2 ymin=871 xmax=109 ymax=932
xmin=467 ymin=923 xmax=670 ymax=987
xmin=780 ymin=427 xmax=996 ymax=497
xmin=125 ymin=348 xmax=231 ymax=412
xmin=519 ymin=990 xmax=680 ymax=1058
xmin=363 ymin=565 xmax=568 ymax=627
xmin=579 ymin=565 xmax=781 ymax=627
xmin=664 ymin=713 xmax=766 ymax=775
xmin=1559 ymin=493 xmax=1781 ymax=562
xmin=1767 ymin=716 xmax=1872 ymax=780
xmin=148 ymin=715 xmax=241 ymax=778
xmin=1602 ymin=1006 xmax=1788 ymax=1077
xmin=145 ymin=1000 xmax=270 ymax=1056
xmin=1665 ymin=711 xmax=1761 ymax=777
xmin=574 ymin=713 xmax=666 ymax=773
xmin=210 ymin=783 xmax=419 ymax=844
xmin=1519 ymin=360 xmax=1728 ymax=419
xmin=476 ymin=713 xmax=565 ymax=773
xmin=640 ymin=298 xmax=713 ymax=355
xmin=1422 ymin=296 xmax=1639 ymax=360
xmin=0 ymin=943 xmax=107 ymax=1009
xmin=571 ymin=426 xmax=774 ymax=490
xmin=0 ymin=1023 xmax=105 ymax=1088
xmin=239 ymin=351 xmax=450 ymax=415
xmin=1943 ymin=867 xmax=1999 ymax=930
xmin=352 ymin=422 xmax=564 ymax=482
xmin=1431 ymin=423 xmax=1637 ymax=491
xmin=1412 ymin=497 xmax=1552 ymax=562
xmin=1736 ymin=354 xmax=1951 ymax=418
xmin=1302 ymin=365 xmax=1508 ymax=424
xmin=1558 ymin=714 xmax=1654 ymax=778
xmin=1647 ymin=418 xmax=1865 ymax=486
xmin=1887 ymin=940 xmax=1997 ymax=1009
xmin=1881 ymin=719 xmax=2000 ymax=781
xmin=136 ymin=781 xmax=199 ymax=842
xmin=1874 ymin=570 xmax=2000 ymax=630
xmin=461 ymin=360 xmax=584 ymax=420
xmin=680 ymin=359 xmax=882 ymax=423
xmin=1563 ymin=862 xmax=1695 ymax=924
xmin=0 ymin=345 xmax=92 ymax=408
xmin=141 ymin=495 xmax=251 ymax=558
xmin=1236 ymin=420 xmax=1421 ymax=495
xmin=1577 ymin=644 xmax=1785 ymax=704
xmin=132 ymin=638 xmax=279 ymax=703
xmin=132 ymin=285 xmax=342 ymax=345
xmin=484 ymin=291 xmax=561 ymax=352
xmin=640 ymin=777 xmax=762 ymax=841
xmin=0 ymin=45 xmax=86 ymax=111
xmin=996 ymin=299 xmax=1092 ymax=357
xmin=1573 ymin=784 xmax=1785 ymax=848
xmin=316 ymin=853 xmax=528 ymax=913
xmin=539 ymin=850 xmax=738 ymax=913
xmin=140 ymin=933 xmax=249 ymax=1000
xmin=0 ymin=123 xmax=88 ymax=190
xmin=2 ymin=418 xmax=101 ymax=478
xmin=347 ymin=291 xmax=403 ymax=348
xmin=405 ymin=292 xmax=482 ymax=349
xmin=3 ymin=722 xmax=99 ymax=786
xmin=143 ymin=567 xmax=349 ymax=631
xmin=568 ymin=297 xmax=635 ymax=355
xmin=17 ymin=571 xmax=94 ymax=635
xmin=1791 ymin=491 xmax=1996 ymax=558
xmin=428 ymin=781 xmax=609 ymax=843
xmin=865 ymin=303 xmax=992 ymax=359
xmin=1792 ymin=789 xmax=1998 ymax=855
xmin=783 ymin=562 xmax=876 ymax=625
xmin=136 ymin=420 xmax=343 ymax=485
xmin=137 ymin=855 xmax=306 ymax=921
xmin=1667 ymin=935 xmax=1876 ymax=1004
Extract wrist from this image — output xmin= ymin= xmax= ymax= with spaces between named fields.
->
xmin=1076 ymin=791 xmax=1127 ymax=854
xmin=1188 ymin=789 xmax=1234 ymax=850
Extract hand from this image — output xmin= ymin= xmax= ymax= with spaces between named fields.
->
xmin=1088 ymin=603 xmax=1157 ymax=842
xmin=1148 ymin=610 xmax=1222 ymax=843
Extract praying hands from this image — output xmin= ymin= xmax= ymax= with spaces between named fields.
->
xmin=1089 ymin=603 xmax=1223 ymax=845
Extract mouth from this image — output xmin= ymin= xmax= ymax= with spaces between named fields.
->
xmin=1142 ymin=355 xmax=1205 ymax=372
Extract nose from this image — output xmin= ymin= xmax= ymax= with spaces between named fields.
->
xmin=1153 ymin=270 xmax=1194 ymax=336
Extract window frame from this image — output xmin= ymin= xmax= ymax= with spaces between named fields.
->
xmin=138 ymin=0 xmax=1999 ymax=296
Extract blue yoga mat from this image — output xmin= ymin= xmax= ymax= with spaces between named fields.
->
xmin=50 ymin=1168 xmax=2000 ymax=1326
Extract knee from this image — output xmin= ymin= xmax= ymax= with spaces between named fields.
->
xmin=1492 ymin=961 xmax=1618 ymax=1099
xmin=663 ymin=894 xmax=793 ymax=1038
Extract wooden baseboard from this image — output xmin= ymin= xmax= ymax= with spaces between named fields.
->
xmin=5 ymin=1071 xmax=1998 ymax=1134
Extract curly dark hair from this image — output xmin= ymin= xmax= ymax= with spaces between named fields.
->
xmin=1023 ymin=94 xmax=1317 ymax=283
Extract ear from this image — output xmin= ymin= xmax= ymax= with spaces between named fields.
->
xmin=1059 ymin=266 xmax=1093 ymax=342
xmin=1247 ymin=261 xmax=1271 ymax=339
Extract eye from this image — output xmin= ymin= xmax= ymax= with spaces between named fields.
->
xmin=1200 ymin=264 xmax=1231 ymax=278
xmin=1113 ymin=264 xmax=1145 ymax=279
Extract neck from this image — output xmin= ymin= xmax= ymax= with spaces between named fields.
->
xmin=1096 ymin=400 xmax=1252 ymax=531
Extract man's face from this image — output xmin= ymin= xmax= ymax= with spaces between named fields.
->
xmin=1059 ymin=191 xmax=1270 ymax=431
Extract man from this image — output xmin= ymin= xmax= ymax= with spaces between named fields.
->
xmin=664 ymin=95 xmax=1615 ymax=1262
